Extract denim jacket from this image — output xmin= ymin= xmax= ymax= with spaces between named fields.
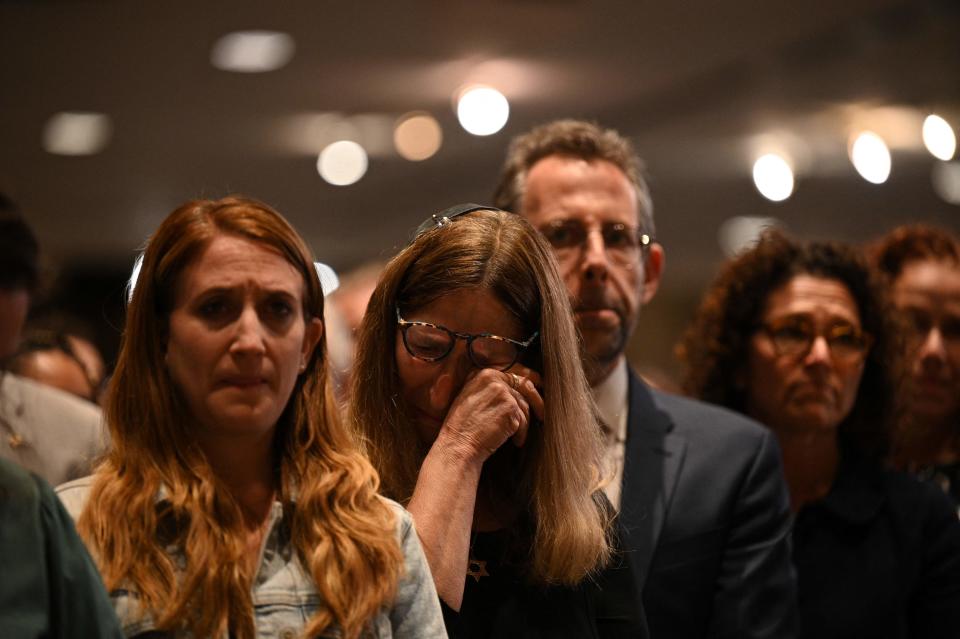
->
xmin=56 ymin=476 xmax=447 ymax=638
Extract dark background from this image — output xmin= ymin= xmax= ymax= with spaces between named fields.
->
xmin=2 ymin=0 xmax=958 ymax=381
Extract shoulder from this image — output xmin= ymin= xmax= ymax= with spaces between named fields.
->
xmin=54 ymin=475 xmax=95 ymax=522
xmin=1 ymin=374 xmax=105 ymax=476
xmin=3 ymin=373 xmax=102 ymax=424
xmin=647 ymin=385 xmax=773 ymax=447
xmin=381 ymin=496 xmax=415 ymax=541
xmin=877 ymin=465 xmax=958 ymax=521
xmin=0 ymin=460 xmax=86 ymax=537
xmin=0 ymin=457 xmax=40 ymax=499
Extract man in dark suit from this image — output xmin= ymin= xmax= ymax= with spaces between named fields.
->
xmin=494 ymin=120 xmax=799 ymax=638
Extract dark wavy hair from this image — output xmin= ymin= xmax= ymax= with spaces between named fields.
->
xmin=870 ymin=224 xmax=960 ymax=281
xmin=678 ymin=229 xmax=899 ymax=460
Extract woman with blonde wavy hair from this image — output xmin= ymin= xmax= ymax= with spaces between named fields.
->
xmin=56 ymin=196 xmax=445 ymax=638
xmin=351 ymin=205 xmax=647 ymax=638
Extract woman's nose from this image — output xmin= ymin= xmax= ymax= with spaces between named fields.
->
xmin=804 ymin=335 xmax=833 ymax=366
xmin=918 ymin=327 xmax=948 ymax=366
xmin=230 ymin=306 xmax=267 ymax=356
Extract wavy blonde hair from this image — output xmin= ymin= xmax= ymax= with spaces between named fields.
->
xmin=77 ymin=196 xmax=401 ymax=639
xmin=350 ymin=208 xmax=610 ymax=585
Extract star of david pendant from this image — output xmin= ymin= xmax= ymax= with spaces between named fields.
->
xmin=467 ymin=557 xmax=489 ymax=582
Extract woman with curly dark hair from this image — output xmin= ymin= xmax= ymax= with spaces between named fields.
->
xmin=871 ymin=224 xmax=960 ymax=505
xmin=679 ymin=229 xmax=960 ymax=639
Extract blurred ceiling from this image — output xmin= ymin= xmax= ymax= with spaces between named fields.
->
xmin=2 ymin=0 xmax=959 ymax=360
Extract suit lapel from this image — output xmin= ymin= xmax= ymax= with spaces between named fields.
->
xmin=619 ymin=371 xmax=687 ymax=590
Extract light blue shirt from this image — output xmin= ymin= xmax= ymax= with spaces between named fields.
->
xmin=57 ymin=476 xmax=447 ymax=638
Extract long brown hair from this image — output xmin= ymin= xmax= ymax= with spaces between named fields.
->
xmin=78 ymin=196 xmax=401 ymax=639
xmin=350 ymin=208 xmax=610 ymax=585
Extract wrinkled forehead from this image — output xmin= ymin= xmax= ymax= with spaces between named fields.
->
xmin=173 ymin=234 xmax=307 ymax=302
xmin=761 ymin=274 xmax=861 ymax=324
xmin=894 ymin=259 xmax=960 ymax=307
xmin=523 ymin=155 xmax=641 ymax=228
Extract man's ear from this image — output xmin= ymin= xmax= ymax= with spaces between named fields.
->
xmin=641 ymin=243 xmax=665 ymax=305
xmin=300 ymin=317 xmax=324 ymax=372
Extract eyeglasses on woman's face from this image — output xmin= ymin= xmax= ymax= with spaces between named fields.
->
xmin=759 ymin=316 xmax=873 ymax=364
xmin=396 ymin=307 xmax=538 ymax=371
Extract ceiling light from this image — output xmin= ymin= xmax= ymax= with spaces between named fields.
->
xmin=850 ymin=132 xmax=891 ymax=184
xmin=42 ymin=112 xmax=112 ymax=156
xmin=718 ymin=216 xmax=782 ymax=257
xmin=752 ymin=154 xmax=794 ymax=202
xmin=317 ymin=140 xmax=368 ymax=186
xmin=922 ymin=114 xmax=956 ymax=161
xmin=932 ymin=161 xmax=960 ymax=206
xmin=394 ymin=112 xmax=443 ymax=161
xmin=210 ymin=31 xmax=295 ymax=73
xmin=456 ymin=86 xmax=509 ymax=136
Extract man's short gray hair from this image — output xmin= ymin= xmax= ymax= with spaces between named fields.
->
xmin=493 ymin=119 xmax=655 ymax=237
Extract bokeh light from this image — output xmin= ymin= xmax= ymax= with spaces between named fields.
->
xmin=752 ymin=154 xmax=795 ymax=202
xmin=922 ymin=114 xmax=957 ymax=161
xmin=43 ymin=112 xmax=112 ymax=156
xmin=932 ymin=161 xmax=960 ymax=205
xmin=210 ymin=31 xmax=295 ymax=73
xmin=718 ymin=216 xmax=782 ymax=257
xmin=394 ymin=112 xmax=443 ymax=161
xmin=317 ymin=140 xmax=368 ymax=186
xmin=456 ymin=86 xmax=509 ymax=136
xmin=850 ymin=132 xmax=891 ymax=184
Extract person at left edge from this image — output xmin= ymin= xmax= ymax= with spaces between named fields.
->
xmin=0 ymin=457 xmax=122 ymax=638
xmin=56 ymin=196 xmax=446 ymax=639
xmin=1 ymin=194 xmax=104 ymax=487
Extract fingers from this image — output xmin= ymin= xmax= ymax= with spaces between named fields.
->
xmin=442 ymin=369 xmax=534 ymax=458
xmin=505 ymin=368 xmax=545 ymax=422
xmin=511 ymin=406 xmax=530 ymax=448
xmin=509 ymin=364 xmax=544 ymax=391
xmin=499 ymin=370 xmax=538 ymax=448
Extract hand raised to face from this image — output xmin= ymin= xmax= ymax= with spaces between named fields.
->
xmin=436 ymin=367 xmax=545 ymax=464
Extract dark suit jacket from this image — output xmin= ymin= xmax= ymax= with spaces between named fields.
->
xmin=619 ymin=370 xmax=799 ymax=638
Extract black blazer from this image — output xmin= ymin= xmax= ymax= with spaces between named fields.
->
xmin=619 ymin=371 xmax=799 ymax=638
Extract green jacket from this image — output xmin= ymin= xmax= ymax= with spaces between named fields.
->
xmin=0 ymin=458 xmax=122 ymax=638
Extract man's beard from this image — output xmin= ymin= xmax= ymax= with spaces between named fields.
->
xmin=573 ymin=296 xmax=631 ymax=376
xmin=580 ymin=323 xmax=629 ymax=380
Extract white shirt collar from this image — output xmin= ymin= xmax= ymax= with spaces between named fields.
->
xmin=592 ymin=357 xmax=628 ymax=435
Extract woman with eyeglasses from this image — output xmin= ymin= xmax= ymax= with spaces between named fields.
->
xmin=678 ymin=229 xmax=960 ymax=638
xmin=871 ymin=225 xmax=960 ymax=507
xmin=350 ymin=205 xmax=647 ymax=638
